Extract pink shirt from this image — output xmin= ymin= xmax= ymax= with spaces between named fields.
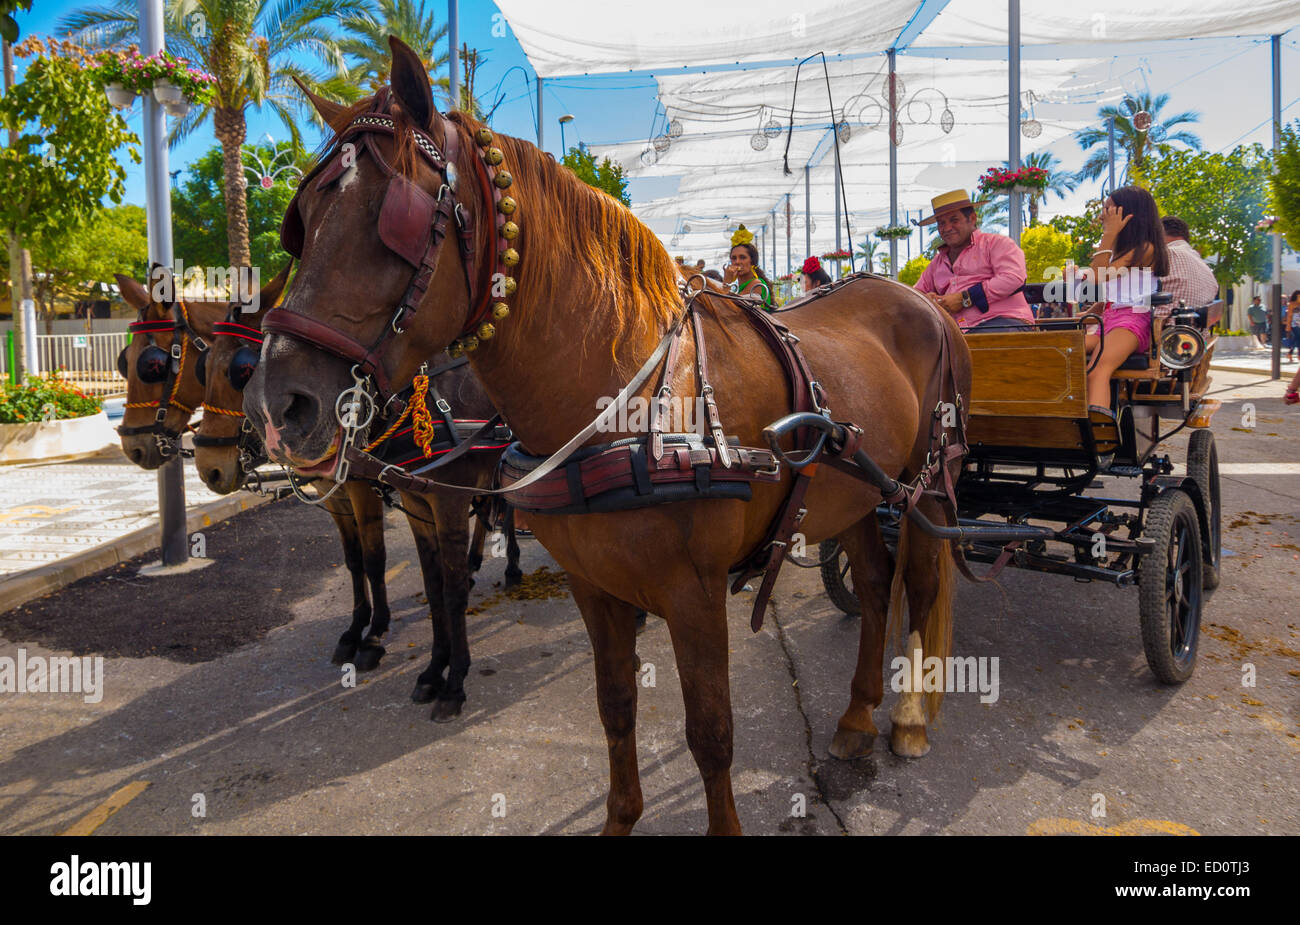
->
xmin=915 ymin=230 xmax=1035 ymax=329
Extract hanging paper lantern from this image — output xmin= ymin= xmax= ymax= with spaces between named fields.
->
xmin=640 ymin=146 xmax=658 ymax=167
xmin=681 ymin=222 xmax=691 ymax=233
xmin=668 ymin=118 xmax=684 ymax=138
xmin=891 ymin=122 xmax=904 ymax=146
xmin=940 ymin=108 xmax=954 ymax=134
xmin=836 ymin=121 xmax=851 ymax=143
xmin=1020 ymin=119 xmax=1042 ymax=138
xmin=653 ymin=133 xmax=671 ymax=153
xmin=750 ymin=132 xmax=769 ymax=151
xmin=1132 ymin=110 xmax=1153 ymax=132
xmin=763 ymin=118 xmax=782 ymax=138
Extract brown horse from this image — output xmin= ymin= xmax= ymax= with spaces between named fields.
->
xmin=195 ymin=267 xmax=521 ymax=716
xmin=245 ymin=38 xmax=970 ymax=833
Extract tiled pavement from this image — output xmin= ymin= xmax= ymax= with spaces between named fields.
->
xmin=0 ymin=449 xmax=217 ymax=579
xmin=1210 ymin=344 xmax=1300 ymax=375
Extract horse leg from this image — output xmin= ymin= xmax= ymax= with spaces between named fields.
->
xmin=351 ymin=484 xmax=391 ymax=672
xmin=467 ymin=500 xmax=486 ymax=577
xmin=408 ymin=501 xmax=450 ymax=704
xmin=828 ymin=515 xmax=895 ymax=759
xmin=323 ymin=501 xmax=369 ymax=666
xmin=889 ymin=497 xmax=955 ymax=758
xmin=662 ymin=590 xmax=742 ymax=835
xmin=568 ymin=572 xmax=644 ymax=834
xmin=503 ymin=505 xmax=523 ymax=589
xmin=430 ymin=493 xmax=474 ymax=722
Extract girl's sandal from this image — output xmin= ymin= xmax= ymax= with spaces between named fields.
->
xmin=1285 ymin=390 xmax=1299 ymax=405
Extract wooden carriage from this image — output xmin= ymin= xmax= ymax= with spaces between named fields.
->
xmin=821 ymin=294 xmax=1223 ymax=684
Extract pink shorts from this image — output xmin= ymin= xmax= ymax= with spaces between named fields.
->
xmin=1101 ymin=304 xmax=1151 ymax=354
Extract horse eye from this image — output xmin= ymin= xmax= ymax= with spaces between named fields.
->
xmin=117 ymin=349 xmax=128 ymax=380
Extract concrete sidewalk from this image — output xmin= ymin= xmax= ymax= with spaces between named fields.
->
xmin=1210 ymin=343 xmax=1299 ymax=376
xmin=0 ymin=447 xmax=271 ymax=613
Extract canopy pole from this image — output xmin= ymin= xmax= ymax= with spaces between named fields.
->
xmin=1107 ymin=117 xmax=1115 ymax=195
xmin=448 ymin=0 xmax=459 ymax=107
xmin=804 ymin=165 xmax=811 ymax=259
xmin=888 ymin=47 xmax=898 ymax=278
xmin=834 ymin=147 xmax=842 ymax=263
xmin=1272 ymin=33 xmax=1283 ymax=381
xmin=771 ymin=208 xmax=777 ymax=272
xmin=785 ymin=193 xmax=792 ymax=275
xmin=1008 ymin=0 xmax=1022 ymax=243
xmin=760 ymin=224 xmax=766 ymax=272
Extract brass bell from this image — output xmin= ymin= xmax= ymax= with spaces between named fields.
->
xmin=461 ymin=335 xmax=480 ymax=352
xmin=501 ymin=247 xmax=519 ymax=267
xmin=498 ymin=196 xmax=517 ymax=215
xmin=475 ymin=128 xmax=494 ymax=147
xmin=502 ymin=276 xmax=517 ymax=296
xmin=447 ymin=341 xmax=464 ymax=358
xmin=477 ymin=322 xmax=496 ymax=341
xmin=485 ymin=147 xmax=504 ymax=166
xmin=491 ymin=301 xmax=510 ymax=320
xmin=493 ymin=170 xmax=513 ymax=190
xmin=502 ymin=221 xmax=519 ymax=240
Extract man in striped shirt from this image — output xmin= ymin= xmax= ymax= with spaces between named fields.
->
xmin=1159 ymin=216 xmax=1219 ymax=311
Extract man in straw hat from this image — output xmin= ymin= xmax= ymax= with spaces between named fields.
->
xmin=913 ymin=190 xmax=1035 ymax=332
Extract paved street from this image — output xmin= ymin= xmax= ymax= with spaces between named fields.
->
xmin=0 ymin=370 xmax=1296 ymax=836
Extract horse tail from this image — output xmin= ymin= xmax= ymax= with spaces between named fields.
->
xmin=922 ymin=531 xmax=955 ymax=721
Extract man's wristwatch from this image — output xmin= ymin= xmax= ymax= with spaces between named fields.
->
xmin=960 ymin=289 xmax=972 ymax=309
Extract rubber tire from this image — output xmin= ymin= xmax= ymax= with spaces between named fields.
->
xmin=1138 ymin=489 xmax=1204 ymax=685
xmin=819 ymin=540 xmax=860 ymax=617
xmin=1186 ymin=428 xmax=1222 ymax=590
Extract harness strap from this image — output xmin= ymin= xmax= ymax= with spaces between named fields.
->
xmin=691 ymin=307 xmax=731 ymax=468
xmin=746 ymin=463 xmax=817 ymax=632
xmin=262 ymin=307 xmax=394 ymax=398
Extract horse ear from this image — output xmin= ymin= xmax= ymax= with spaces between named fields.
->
xmin=388 ymin=35 xmax=436 ymax=128
xmin=294 ymin=77 xmax=347 ymax=128
xmin=257 ymin=261 xmax=293 ymax=314
xmin=115 ymin=274 xmax=150 ymax=311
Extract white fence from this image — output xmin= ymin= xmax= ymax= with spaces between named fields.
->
xmin=34 ymin=332 xmax=130 ymax=397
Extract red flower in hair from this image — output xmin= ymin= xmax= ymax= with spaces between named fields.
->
xmin=801 ymin=256 xmax=822 ymax=275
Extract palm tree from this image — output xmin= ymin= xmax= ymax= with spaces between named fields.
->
xmin=1074 ymin=92 xmax=1201 ymax=187
xmin=333 ymin=0 xmax=448 ymax=101
xmin=60 ymin=0 xmax=361 ymax=268
xmin=856 ymin=237 xmax=882 ymax=273
xmin=1022 ymin=151 xmax=1077 ymax=226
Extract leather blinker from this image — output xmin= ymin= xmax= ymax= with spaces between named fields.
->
xmin=379 ymin=175 xmax=436 ymax=268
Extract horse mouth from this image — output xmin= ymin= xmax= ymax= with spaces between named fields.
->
xmin=292 ymin=429 xmax=342 ymax=477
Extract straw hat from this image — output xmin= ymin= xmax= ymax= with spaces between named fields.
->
xmin=918 ymin=189 xmax=987 ymax=225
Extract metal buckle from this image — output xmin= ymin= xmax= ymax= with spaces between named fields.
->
xmin=435 ymin=398 xmax=451 ymax=414
xmin=454 ymin=203 xmax=466 ymax=228
xmin=191 ymin=335 xmax=209 ymax=352
xmin=170 ymin=342 xmax=182 ymax=359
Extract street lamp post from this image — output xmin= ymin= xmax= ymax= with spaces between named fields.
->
xmin=558 ymin=114 xmax=574 ymax=155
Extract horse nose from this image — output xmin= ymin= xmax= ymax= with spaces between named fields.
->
xmin=267 ymin=388 xmax=320 ymax=438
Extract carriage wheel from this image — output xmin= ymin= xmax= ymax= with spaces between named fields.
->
xmin=819 ymin=540 xmax=860 ymax=616
xmin=1186 ymin=429 xmax=1221 ymax=590
xmin=1138 ymin=489 xmax=1204 ymax=684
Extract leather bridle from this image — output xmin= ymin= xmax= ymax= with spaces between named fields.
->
xmin=193 ymin=305 xmax=266 ymax=475
xmin=265 ymin=89 xmax=501 ymax=408
xmin=116 ymin=300 xmax=210 ymax=458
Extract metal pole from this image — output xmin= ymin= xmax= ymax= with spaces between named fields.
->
xmin=771 ymin=208 xmax=777 ymax=271
xmin=834 ymin=147 xmax=842 ymax=256
xmin=785 ymin=193 xmax=792 ymax=276
xmin=536 ymin=78 xmax=544 ymax=149
xmin=760 ymin=224 xmax=765 ymax=272
xmin=3 ymin=40 xmax=34 ymax=380
xmin=804 ymin=165 xmax=811 ymax=258
xmin=1272 ymin=33 xmax=1283 ymax=380
xmin=888 ymin=47 xmax=898 ymax=278
xmin=140 ymin=0 xmax=187 ymax=567
xmin=1107 ymin=116 xmax=1116 ymax=196
xmin=1008 ymin=0 xmax=1022 ymax=243
xmin=448 ymin=0 xmax=459 ymax=108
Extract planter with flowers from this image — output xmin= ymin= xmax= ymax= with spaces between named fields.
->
xmin=1255 ymin=216 xmax=1278 ymax=233
xmin=0 ymin=374 xmax=113 ymax=464
xmin=978 ymin=165 xmax=1049 ymax=196
xmin=93 ymin=49 xmax=216 ymax=117
xmin=874 ymin=224 xmax=912 ymax=240
xmin=820 ymin=248 xmax=852 ymax=278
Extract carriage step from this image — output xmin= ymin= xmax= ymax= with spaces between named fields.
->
xmin=1089 ymin=407 xmax=1121 ymax=455
xmin=1106 ymin=465 xmax=1143 ymax=477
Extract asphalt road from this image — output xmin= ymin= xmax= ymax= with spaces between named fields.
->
xmin=0 ymin=370 xmax=1296 ymax=836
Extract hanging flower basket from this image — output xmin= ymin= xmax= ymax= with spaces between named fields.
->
xmin=104 ymin=82 xmax=136 ymax=109
xmin=92 ymin=49 xmax=216 ymax=109
xmin=820 ymin=249 xmax=851 ymax=262
xmin=978 ymin=165 xmax=1049 ymax=196
xmin=874 ymin=224 xmax=912 ymax=240
xmin=1255 ymin=216 xmax=1278 ymax=232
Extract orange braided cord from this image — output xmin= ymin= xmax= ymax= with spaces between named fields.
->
xmin=364 ymin=396 xmax=413 ymax=452
xmin=124 ymin=401 xmax=159 ymax=409
xmin=409 ymin=373 xmax=435 ymax=458
xmin=202 ymin=403 xmax=245 ymax=417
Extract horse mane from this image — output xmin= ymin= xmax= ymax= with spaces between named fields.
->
xmin=445 ymin=110 xmax=683 ymax=370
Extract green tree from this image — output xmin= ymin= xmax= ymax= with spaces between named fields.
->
xmin=1049 ymin=202 xmax=1102 ymax=266
xmin=28 ymin=204 xmax=147 ymax=321
xmin=1019 ymin=224 xmax=1073 ymax=283
xmin=1074 ymin=92 xmax=1201 ymax=186
xmin=1 ymin=37 xmax=138 ymax=373
xmin=1021 ymin=151 xmax=1078 ymax=226
xmin=1139 ymin=144 xmax=1271 ymax=288
xmin=61 ymin=0 xmax=360 ymax=268
xmin=856 ymin=237 xmax=883 ymax=273
xmin=1271 ymin=120 xmax=1300 ymax=252
xmin=898 ymin=254 xmax=928 ymax=287
xmin=1 ymin=1 xmax=33 ymax=43
xmin=172 ymin=140 xmax=302 ymax=272
xmin=561 ymin=143 xmax=629 ymax=205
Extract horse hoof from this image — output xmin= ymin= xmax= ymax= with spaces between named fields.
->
xmin=331 ymin=643 xmax=358 ymax=666
xmin=353 ymin=645 xmax=386 ymax=672
xmin=504 ymin=569 xmax=523 ymax=590
xmin=634 ymin=610 xmax=648 ymax=634
xmin=827 ymin=728 xmax=876 ymax=760
xmin=889 ymin=724 xmax=930 ymax=758
xmin=411 ymin=682 xmax=440 ymax=704
xmin=430 ymin=697 xmax=464 ymax=723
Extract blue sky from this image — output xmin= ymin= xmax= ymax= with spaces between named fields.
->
xmin=9 ymin=2 xmax=1300 ymax=225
